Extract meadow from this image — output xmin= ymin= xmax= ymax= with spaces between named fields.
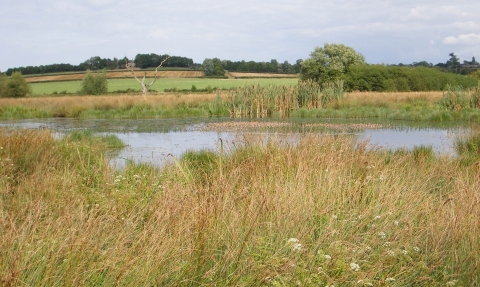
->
xmin=1 ymin=128 xmax=479 ymax=286
xmin=29 ymin=78 xmax=299 ymax=95
xmin=4 ymin=82 xmax=480 ymax=123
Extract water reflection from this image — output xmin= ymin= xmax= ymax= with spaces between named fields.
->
xmin=0 ymin=118 xmax=468 ymax=168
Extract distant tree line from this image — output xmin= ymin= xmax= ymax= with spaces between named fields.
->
xmin=133 ymin=54 xmax=194 ymax=69
xmin=5 ymin=54 xmax=303 ymax=76
xmin=220 ymin=59 xmax=303 ymax=74
xmin=394 ymin=53 xmax=479 ymax=75
xmin=4 ymin=54 xmax=195 ymax=76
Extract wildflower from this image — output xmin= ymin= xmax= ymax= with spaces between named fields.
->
xmin=365 ymin=246 xmax=372 ymax=252
xmin=386 ymin=277 xmax=396 ymax=282
xmin=402 ymin=249 xmax=408 ymax=255
xmin=332 ymin=214 xmax=338 ymax=219
xmin=288 ymin=238 xmax=299 ymax=243
xmin=288 ymin=238 xmax=302 ymax=251
xmin=413 ymin=246 xmax=420 ymax=252
xmin=350 ymin=262 xmax=361 ymax=272
xmin=374 ymin=215 xmax=381 ymax=220
xmin=446 ymin=280 xmax=458 ymax=286
xmin=387 ymin=250 xmax=395 ymax=256
xmin=324 ymin=254 xmax=332 ymax=261
xmin=292 ymin=243 xmax=302 ymax=251
xmin=383 ymin=242 xmax=391 ymax=247
xmin=394 ymin=220 xmax=399 ymax=226
xmin=378 ymin=231 xmax=387 ymax=239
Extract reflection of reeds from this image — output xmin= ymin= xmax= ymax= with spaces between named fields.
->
xmin=227 ymin=80 xmax=344 ymax=118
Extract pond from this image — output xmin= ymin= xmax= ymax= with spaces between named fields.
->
xmin=0 ymin=118 xmax=469 ymax=168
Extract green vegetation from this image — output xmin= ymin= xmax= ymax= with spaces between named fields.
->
xmin=0 ymin=72 xmax=31 ymax=98
xmin=343 ymin=65 xmax=479 ymax=92
xmin=440 ymin=84 xmax=480 ymax=111
xmin=455 ymin=129 xmax=480 ymax=165
xmin=226 ymin=80 xmax=344 ymax=117
xmin=300 ymin=43 xmax=366 ymax=83
xmin=203 ymin=58 xmax=226 ymax=77
xmin=1 ymin=129 xmax=479 ymax=286
xmin=80 ymin=70 xmax=108 ymax=95
xmin=29 ymin=78 xmax=299 ymax=95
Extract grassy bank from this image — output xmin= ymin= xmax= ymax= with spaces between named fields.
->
xmin=2 ymin=88 xmax=480 ymax=122
xmin=29 ymin=78 xmax=299 ymax=95
xmin=1 ymin=129 xmax=479 ymax=286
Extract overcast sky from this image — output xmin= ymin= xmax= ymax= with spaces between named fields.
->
xmin=1 ymin=0 xmax=479 ymax=70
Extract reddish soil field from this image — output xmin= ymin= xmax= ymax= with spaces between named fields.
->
xmin=25 ymin=70 xmax=204 ymax=83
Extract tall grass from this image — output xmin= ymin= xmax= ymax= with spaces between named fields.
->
xmin=440 ymin=84 xmax=480 ymax=111
xmin=227 ymin=80 xmax=344 ymax=118
xmin=1 ymin=129 xmax=479 ymax=286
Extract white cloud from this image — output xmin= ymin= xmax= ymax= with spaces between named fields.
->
xmin=452 ymin=21 xmax=480 ymax=30
xmin=443 ymin=34 xmax=480 ymax=44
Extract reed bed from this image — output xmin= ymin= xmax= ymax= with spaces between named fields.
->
xmin=226 ymin=80 xmax=344 ymax=118
xmin=440 ymin=84 xmax=480 ymax=111
xmin=2 ymin=88 xmax=480 ymax=121
xmin=1 ymin=128 xmax=479 ymax=286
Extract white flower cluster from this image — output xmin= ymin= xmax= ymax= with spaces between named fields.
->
xmin=288 ymin=238 xmax=302 ymax=251
xmin=350 ymin=262 xmax=361 ymax=272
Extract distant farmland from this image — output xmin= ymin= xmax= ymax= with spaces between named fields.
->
xmin=24 ymin=70 xmax=205 ymax=83
xmin=29 ymin=78 xmax=300 ymax=95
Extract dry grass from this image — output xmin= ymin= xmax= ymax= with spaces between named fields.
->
xmin=344 ymin=91 xmax=444 ymax=106
xmin=0 ymin=91 xmax=446 ymax=119
xmin=1 ymin=129 xmax=479 ymax=286
xmin=0 ymin=93 xmax=224 ymax=114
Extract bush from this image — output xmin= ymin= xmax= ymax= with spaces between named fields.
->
xmin=0 ymin=71 xmax=31 ymax=98
xmin=80 ymin=70 xmax=108 ymax=95
xmin=342 ymin=65 xmax=479 ymax=92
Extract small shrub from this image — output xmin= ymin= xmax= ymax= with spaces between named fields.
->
xmin=80 ymin=70 xmax=108 ymax=95
xmin=0 ymin=71 xmax=31 ymax=98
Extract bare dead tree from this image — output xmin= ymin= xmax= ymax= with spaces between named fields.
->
xmin=125 ymin=55 xmax=170 ymax=98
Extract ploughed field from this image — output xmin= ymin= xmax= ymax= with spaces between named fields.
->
xmin=24 ymin=70 xmax=205 ymax=83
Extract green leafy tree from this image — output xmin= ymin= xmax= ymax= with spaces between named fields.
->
xmin=0 ymin=71 xmax=31 ymax=98
xmin=80 ymin=70 xmax=108 ymax=95
xmin=203 ymin=58 xmax=225 ymax=76
xmin=447 ymin=52 xmax=461 ymax=69
xmin=300 ymin=43 xmax=365 ymax=83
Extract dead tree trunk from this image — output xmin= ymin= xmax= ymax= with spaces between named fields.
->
xmin=125 ymin=56 xmax=170 ymax=99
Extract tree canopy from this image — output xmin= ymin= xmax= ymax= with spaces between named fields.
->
xmin=0 ymin=72 xmax=31 ymax=98
xmin=203 ymin=58 xmax=225 ymax=77
xmin=300 ymin=43 xmax=365 ymax=83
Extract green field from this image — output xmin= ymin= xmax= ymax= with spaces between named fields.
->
xmin=29 ymin=78 xmax=299 ymax=95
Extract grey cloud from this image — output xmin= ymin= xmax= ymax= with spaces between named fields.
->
xmin=1 ymin=0 xmax=480 ymax=69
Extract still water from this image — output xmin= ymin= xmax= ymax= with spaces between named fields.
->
xmin=0 ymin=118 xmax=468 ymax=168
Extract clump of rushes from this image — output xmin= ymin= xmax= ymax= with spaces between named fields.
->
xmin=455 ymin=129 xmax=480 ymax=165
xmin=0 ymin=129 xmax=479 ymax=286
xmin=227 ymin=79 xmax=344 ymax=118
